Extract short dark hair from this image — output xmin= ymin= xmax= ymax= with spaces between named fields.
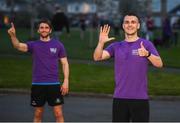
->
xmin=122 ymin=12 xmax=141 ymax=23
xmin=37 ymin=19 xmax=52 ymax=29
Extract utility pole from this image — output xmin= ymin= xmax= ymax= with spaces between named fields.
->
xmin=10 ymin=0 xmax=15 ymax=22
xmin=161 ymin=0 xmax=167 ymax=23
xmin=89 ymin=0 xmax=97 ymax=48
xmin=30 ymin=0 xmax=35 ymax=38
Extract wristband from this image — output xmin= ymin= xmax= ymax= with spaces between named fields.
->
xmin=147 ymin=51 xmax=151 ymax=57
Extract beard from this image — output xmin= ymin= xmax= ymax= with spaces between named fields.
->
xmin=40 ymin=33 xmax=50 ymax=39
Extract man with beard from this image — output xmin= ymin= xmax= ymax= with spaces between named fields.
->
xmin=7 ymin=19 xmax=69 ymax=122
xmin=93 ymin=13 xmax=163 ymax=122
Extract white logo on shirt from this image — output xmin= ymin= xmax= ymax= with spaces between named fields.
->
xmin=50 ymin=48 xmax=57 ymax=54
xmin=132 ymin=49 xmax=139 ymax=55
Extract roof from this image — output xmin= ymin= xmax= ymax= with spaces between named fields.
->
xmin=169 ymin=4 xmax=180 ymax=14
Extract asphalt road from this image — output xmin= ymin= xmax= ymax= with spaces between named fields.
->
xmin=0 ymin=93 xmax=180 ymax=122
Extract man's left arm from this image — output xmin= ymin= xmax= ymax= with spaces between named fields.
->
xmin=60 ymin=57 xmax=69 ymax=95
xmin=147 ymin=54 xmax=163 ymax=68
xmin=138 ymin=41 xmax=163 ymax=68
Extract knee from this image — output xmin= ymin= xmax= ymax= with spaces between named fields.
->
xmin=34 ymin=109 xmax=43 ymax=118
xmin=54 ymin=110 xmax=63 ymax=119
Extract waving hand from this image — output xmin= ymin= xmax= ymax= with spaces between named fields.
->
xmin=99 ymin=24 xmax=115 ymax=44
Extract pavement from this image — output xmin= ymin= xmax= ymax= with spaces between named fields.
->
xmin=0 ymin=91 xmax=180 ymax=122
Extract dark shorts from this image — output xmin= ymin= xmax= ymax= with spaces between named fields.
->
xmin=31 ymin=85 xmax=64 ymax=107
xmin=113 ymin=98 xmax=149 ymax=122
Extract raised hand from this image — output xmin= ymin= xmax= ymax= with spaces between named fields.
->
xmin=138 ymin=42 xmax=149 ymax=57
xmin=99 ymin=24 xmax=115 ymax=44
xmin=7 ymin=22 xmax=16 ymax=37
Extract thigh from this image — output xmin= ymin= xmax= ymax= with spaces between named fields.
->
xmin=130 ymin=99 xmax=149 ymax=122
xmin=47 ymin=85 xmax=64 ymax=106
xmin=112 ymin=98 xmax=130 ymax=122
xmin=31 ymin=85 xmax=46 ymax=107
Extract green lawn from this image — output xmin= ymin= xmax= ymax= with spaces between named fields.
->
xmin=0 ymin=56 xmax=180 ymax=96
xmin=158 ymin=47 xmax=180 ymax=67
xmin=1 ymin=28 xmax=180 ymax=67
xmin=1 ymin=27 xmax=180 ymax=96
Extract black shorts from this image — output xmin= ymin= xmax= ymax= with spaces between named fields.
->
xmin=31 ymin=85 xmax=64 ymax=107
xmin=113 ymin=98 xmax=149 ymax=122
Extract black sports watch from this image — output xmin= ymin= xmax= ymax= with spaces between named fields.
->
xmin=147 ymin=51 xmax=151 ymax=58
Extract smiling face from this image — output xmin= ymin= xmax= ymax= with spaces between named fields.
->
xmin=38 ymin=23 xmax=52 ymax=39
xmin=122 ymin=15 xmax=140 ymax=36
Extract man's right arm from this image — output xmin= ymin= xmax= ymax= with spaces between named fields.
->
xmin=93 ymin=42 xmax=110 ymax=61
xmin=8 ymin=23 xmax=28 ymax=52
xmin=93 ymin=24 xmax=115 ymax=61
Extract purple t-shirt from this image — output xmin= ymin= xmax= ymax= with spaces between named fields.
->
xmin=105 ymin=38 xmax=159 ymax=99
xmin=26 ymin=39 xmax=66 ymax=85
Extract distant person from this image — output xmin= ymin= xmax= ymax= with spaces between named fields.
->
xmin=52 ymin=7 xmax=70 ymax=39
xmin=92 ymin=13 xmax=99 ymax=30
xmin=93 ymin=13 xmax=163 ymax=122
xmin=0 ymin=13 xmax=4 ymax=28
xmin=79 ymin=14 xmax=86 ymax=40
xmin=113 ymin=15 xmax=121 ymax=36
xmin=171 ymin=17 xmax=179 ymax=46
xmin=141 ymin=18 xmax=148 ymax=39
xmin=7 ymin=19 xmax=69 ymax=122
xmin=99 ymin=16 xmax=109 ymax=26
xmin=146 ymin=15 xmax=154 ymax=41
xmin=162 ymin=17 xmax=172 ymax=48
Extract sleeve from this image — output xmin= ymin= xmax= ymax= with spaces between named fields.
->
xmin=58 ymin=42 xmax=67 ymax=58
xmin=26 ymin=41 xmax=34 ymax=53
xmin=104 ymin=43 xmax=115 ymax=57
xmin=146 ymin=41 xmax=159 ymax=56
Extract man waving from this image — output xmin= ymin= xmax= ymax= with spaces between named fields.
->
xmin=93 ymin=13 xmax=163 ymax=122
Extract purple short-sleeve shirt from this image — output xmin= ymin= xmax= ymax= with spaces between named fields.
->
xmin=26 ymin=39 xmax=66 ymax=85
xmin=105 ymin=38 xmax=159 ymax=99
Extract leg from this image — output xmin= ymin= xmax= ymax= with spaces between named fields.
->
xmin=47 ymin=85 xmax=64 ymax=122
xmin=80 ymin=30 xmax=84 ymax=40
xmin=174 ymin=32 xmax=178 ymax=46
xmin=31 ymin=85 xmax=46 ymax=122
xmin=130 ymin=99 xmax=149 ymax=122
xmin=146 ymin=31 xmax=150 ymax=40
xmin=33 ymin=107 xmax=44 ymax=122
xmin=53 ymin=105 xmax=64 ymax=122
xmin=112 ymin=98 xmax=130 ymax=122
